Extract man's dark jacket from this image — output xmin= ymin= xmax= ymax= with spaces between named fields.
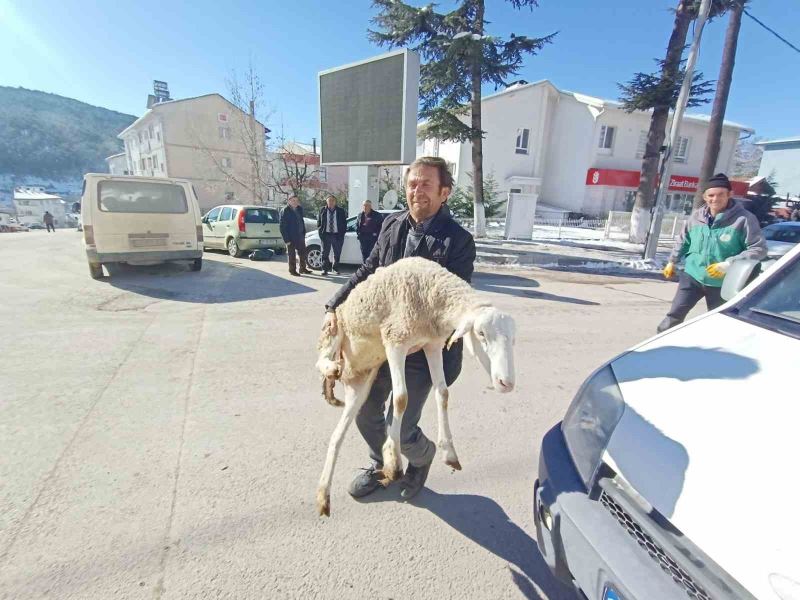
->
xmin=326 ymin=207 xmax=476 ymax=311
xmin=279 ymin=205 xmax=306 ymax=244
xmin=317 ymin=206 xmax=347 ymax=238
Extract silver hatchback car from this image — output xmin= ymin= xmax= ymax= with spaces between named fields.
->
xmin=201 ymin=205 xmax=284 ymax=257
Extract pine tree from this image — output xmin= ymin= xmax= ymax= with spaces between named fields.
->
xmin=369 ymin=0 xmax=555 ymax=237
xmin=693 ymin=0 xmax=746 ymax=208
xmin=618 ymin=0 xmax=723 ymax=243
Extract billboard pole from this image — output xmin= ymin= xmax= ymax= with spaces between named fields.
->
xmin=643 ymin=0 xmax=713 ymax=261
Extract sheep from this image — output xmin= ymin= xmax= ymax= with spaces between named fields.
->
xmin=316 ymin=256 xmax=516 ymax=516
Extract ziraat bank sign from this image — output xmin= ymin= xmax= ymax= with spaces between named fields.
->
xmin=585 ymin=169 xmax=700 ymax=192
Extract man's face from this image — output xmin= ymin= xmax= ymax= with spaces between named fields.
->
xmin=406 ymin=164 xmax=450 ymax=222
xmin=288 ymin=196 xmax=299 ymax=208
xmin=326 ymin=197 xmax=336 ymax=209
xmin=703 ymin=187 xmax=732 ymax=215
xmin=363 ymin=202 xmax=372 ymax=213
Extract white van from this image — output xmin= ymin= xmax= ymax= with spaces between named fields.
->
xmin=81 ymin=174 xmax=203 ymax=279
xmin=534 ymin=246 xmax=800 ymax=600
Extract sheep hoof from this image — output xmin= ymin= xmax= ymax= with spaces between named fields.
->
xmin=446 ymin=459 xmax=462 ymax=471
xmin=317 ymin=489 xmax=331 ymax=517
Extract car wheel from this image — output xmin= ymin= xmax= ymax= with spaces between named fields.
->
xmin=227 ymin=238 xmax=242 ymax=258
xmin=306 ymin=245 xmax=323 ymax=270
xmin=88 ymin=262 xmax=103 ymax=279
xmin=191 ymin=258 xmax=202 ymax=272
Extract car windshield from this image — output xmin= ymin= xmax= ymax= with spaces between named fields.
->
xmin=763 ymin=226 xmax=800 ymax=243
xmin=732 ymin=252 xmax=800 ymax=339
xmin=245 ymin=208 xmax=278 ymax=224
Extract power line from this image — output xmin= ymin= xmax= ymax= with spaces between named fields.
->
xmin=743 ymin=9 xmax=800 ymax=55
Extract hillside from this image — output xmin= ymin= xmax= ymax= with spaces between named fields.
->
xmin=0 ymin=86 xmax=136 ymax=180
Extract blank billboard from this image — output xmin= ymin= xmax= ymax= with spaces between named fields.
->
xmin=319 ymin=50 xmax=419 ymax=166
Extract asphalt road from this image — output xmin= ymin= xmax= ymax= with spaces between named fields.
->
xmin=0 ymin=230 xmax=685 ymax=600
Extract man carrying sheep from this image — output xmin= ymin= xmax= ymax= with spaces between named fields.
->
xmin=323 ymin=156 xmax=476 ymax=502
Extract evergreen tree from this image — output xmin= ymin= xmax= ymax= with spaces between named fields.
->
xmin=617 ymin=0 xmax=724 ymax=243
xmin=369 ymin=0 xmax=555 ymax=237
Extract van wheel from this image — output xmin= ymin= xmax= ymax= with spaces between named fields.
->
xmin=191 ymin=258 xmax=202 ymax=272
xmin=227 ymin=238 xmax=242 ymax=258
xmin=88 ymin=262 xmax=103 ymax=279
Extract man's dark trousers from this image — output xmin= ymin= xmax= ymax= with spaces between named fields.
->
xmin=658 ymin=271 xmax=724 ymax=332
xmin=286 ymin=239 xmax=308 ymax=274
xmin=356 ymin=342 xmax=463 ymax=469
xmin=359 ymin=237 xmax=377 ymax=262
xmin=46 ymin=223 xmax=55 ymax=232
xmin=321 ymin=232 xmax=344 ymax=271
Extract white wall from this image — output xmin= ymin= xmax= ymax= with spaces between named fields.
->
xmin=758 ymin=144 xmax=800 ymax=196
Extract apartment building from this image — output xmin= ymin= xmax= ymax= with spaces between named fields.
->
xmin=420 ymin=80 xmax=752 ymax=217
xmin=116 ymin=94 xmax=268 ymax=212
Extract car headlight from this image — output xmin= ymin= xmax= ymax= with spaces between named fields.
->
xmin=562 ymin=365 xmax=625 ymax=488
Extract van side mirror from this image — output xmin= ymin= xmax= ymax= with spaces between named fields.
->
xmin=721 ymin=259 xmax=762 ymax=301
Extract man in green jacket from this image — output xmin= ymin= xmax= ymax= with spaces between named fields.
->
xmin=657 ymin=173 xmax=767 ymax=333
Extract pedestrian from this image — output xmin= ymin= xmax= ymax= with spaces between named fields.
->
xmin=657 ymin=173 xmax=767 ymax=333
xmin=317 ymin=195 xmax=347 ymax=275
xmin=355 ymin=200 xmax=384 ymax=261
xmin=43 ymin=211 xmax=55 ymax=233
xmin=322 ymin=156 xmax=476 ymax=501
xmin=279 ymin=195 xmax=310 ymax=277
xmin=791 ymin=207 xmax=800 ymax=222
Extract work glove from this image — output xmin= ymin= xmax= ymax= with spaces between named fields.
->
xmin=663 ymin=262 xmax=675 ymax=279
xmin=706 ymin=261 xmax=730 ymax=279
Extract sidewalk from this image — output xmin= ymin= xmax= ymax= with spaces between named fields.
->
xmin=474 ymin=236 xmax=672 ymax=277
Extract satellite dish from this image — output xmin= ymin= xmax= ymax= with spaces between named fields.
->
xmin=383 ymin=190 xmax=399 ymax=210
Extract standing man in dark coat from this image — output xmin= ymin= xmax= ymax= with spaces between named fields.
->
xmin=317 ymin=195 xmax=347 ymax=275
xmin=43 ymin=211 xmax=55 ymax=232
xmin=322 ymin=157 xmax=476 ymax=502
xmin=355 ymin=200 xmax=384 ymax=262
xmin=279 ymin=195 xmax=310 ymax=276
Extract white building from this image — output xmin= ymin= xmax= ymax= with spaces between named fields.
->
xmin=13 ymin=187 xmax=66 ymax=227
xmin=105 ymin=152 xmax=129 ymax=175
xmin=419 ymin=80 xmax=751 ymax=217
xmin=756 ymin=137 xmax=800 ymax=198
xmin=117 ymin=93 xmax=269 ymax=213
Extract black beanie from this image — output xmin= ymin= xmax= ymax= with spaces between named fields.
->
xmin=703 ymin=173 xmax=732 ymax=192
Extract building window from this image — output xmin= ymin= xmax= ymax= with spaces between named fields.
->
xmin=624 ymin=190 xmax=637 ymax=211
xmin=218 ymin=113 xmax=229 ymax=123
xmin=156 ymin=130 xmax=161 ymax=142
xmin=161 ymin=163 xmax=165 ymax=172
xmin=598 ymin=125 xmax=615 ymax=150
xmin=318 ymin=166 xmax=328 ymax=183
xmin=138 ymin=132 xmax=143 ymax=144
xmin=219 ymin=126 xmax=230 ymax=139
xmin=515 ymin=128 xmax=530 ymax=154
xmin=446 ymin=161 xmax=457 ymax=180
xmin=147 ymin=157 xmax=153 ymax=169
xmin=221 ymin=157 xmax=232 ymax=168
xmin=636 ymin=130 xmax=647 ymax=159
xmin=431 ymin=139 xmax=440 ymax=157
xmin=673 ymin=136 xmax=690 ymax=163
xmin=148 ymin=125 xmax=154 ymax=139
xmin=140 ymin=158 xmax=145 ymax=170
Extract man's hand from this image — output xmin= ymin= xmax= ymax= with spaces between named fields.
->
xmin=322 ymin=311 xmax=337 ymax=335
xmin=706 ymin=262 xmax=730 ymax=279
xmin=663 ymin=262 xmax=675 ymax=279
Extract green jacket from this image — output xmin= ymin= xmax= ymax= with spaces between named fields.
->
xmin=669 ymin=200 xmax=767 ymax=287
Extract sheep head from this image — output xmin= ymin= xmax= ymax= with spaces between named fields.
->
xmin=450 ymin=306 xmax=516 ymax=393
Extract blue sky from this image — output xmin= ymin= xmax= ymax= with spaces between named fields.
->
xmin=1 ymin=0 xmax=797 ymax=143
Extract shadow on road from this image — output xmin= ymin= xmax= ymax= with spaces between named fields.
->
xmin=473 ymin=272 xmax=599 ymax=306
xmin=359 ymin=487 xmax=575 ymax=599
xmin=103 ymin=257 xmax=315 ymax=304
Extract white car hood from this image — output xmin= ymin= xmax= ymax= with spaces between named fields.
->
xmin=605 ymin=313 xmax=800 ymax=599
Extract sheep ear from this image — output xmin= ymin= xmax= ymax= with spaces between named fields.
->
xmin=447 ymin=314 xmax=474 ymax=350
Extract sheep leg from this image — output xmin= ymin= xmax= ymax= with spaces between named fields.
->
xmin=381 ymin=344 xmax=410 ymax=483
xmin=423 ymin=343 xmax=461 ymax=471
xmin=316 ymin=369 xmax=378 ymax=517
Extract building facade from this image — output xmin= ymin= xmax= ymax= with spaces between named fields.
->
xmin=419 ymin=80 xmax=751 ymax=217
xmin=13 ymin=187 xmax=66 ymax=227
xmin=116 ymin=94 xmax=269 ymax=213
xmin=756 ymin=137 xmax=800 ymax=198
xmin=266 ymin=141 xmax=348 ymax=207
xmin=105 ymin=152 xmax=129 ymax=175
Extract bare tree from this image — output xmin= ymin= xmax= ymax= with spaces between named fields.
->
xmin=266 ymin=138 xmax=324 ymax=211
xmin=731 ymin=136 xmax=763 ymax=178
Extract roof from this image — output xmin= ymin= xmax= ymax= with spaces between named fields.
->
xmin=14 ymin=188 xmax=62 ymax=201
xmin=755 ymin=137 xmax=800 ymax=146
xmin=105 ymin=152 xmax=126 ymax=160
xmin=117 ymin=93 xmax=268 ymax=138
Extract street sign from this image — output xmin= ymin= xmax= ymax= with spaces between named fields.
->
xmin=318 ymin=49 xmax=420 ymax=166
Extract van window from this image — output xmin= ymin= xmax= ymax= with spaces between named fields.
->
xmin=219 ymin=207 xmax=233 ymax=221
xmin=98 ymin=180 xmax=187 ymax=214
xmin=245 ymin=208 xmax=279 ymax=224
xmin=732 ymin=253 xmax=800 ymax=339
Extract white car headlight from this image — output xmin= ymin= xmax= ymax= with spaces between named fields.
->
xmin=562 ymin=365 xmax=625 ymax=488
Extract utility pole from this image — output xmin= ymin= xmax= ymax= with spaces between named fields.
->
xmin=643 ymin=0 xmax=713 ymax=260
xmin=249 ymin=98 xmax=258 ymax=204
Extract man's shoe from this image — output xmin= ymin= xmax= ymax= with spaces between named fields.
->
xmin=289 ymin=271 xmax=300 ymax=277
xmin=399 ymin=461 xmax=432 ymax=500
xmin=321 ymin=270 xmax=329 ymax=276
xmin=348 ymin=465 xmax=383 ymax=498
xmin=299 ymin=269 xmax=311 ymax=274
xmin=333 ymin=266 xmax=341 ymax=274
